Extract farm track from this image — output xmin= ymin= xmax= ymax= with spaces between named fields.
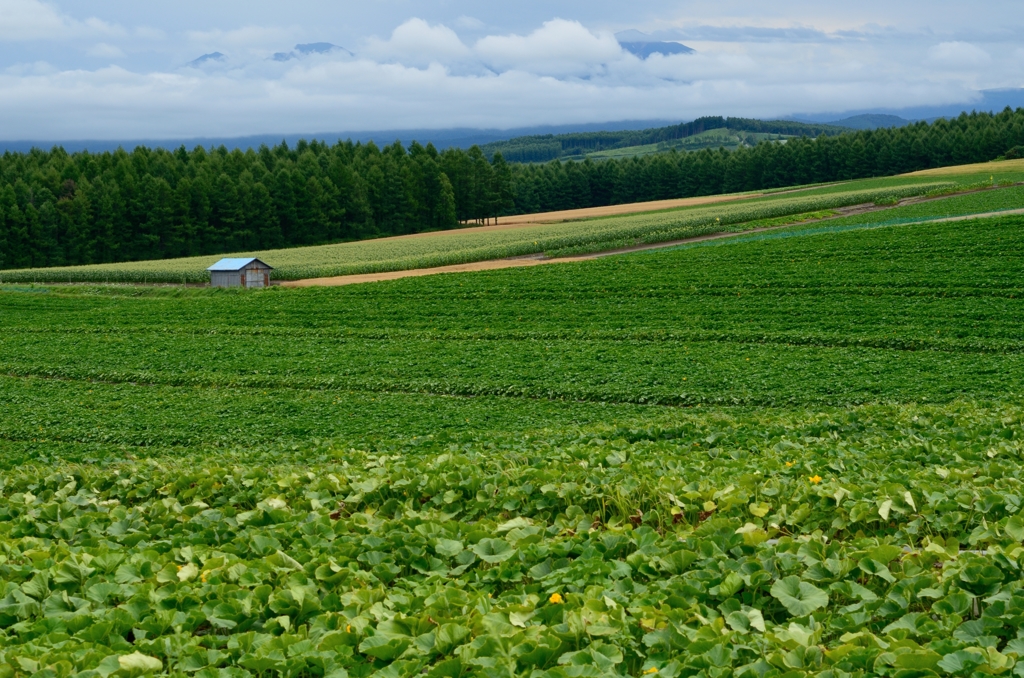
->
xmin=453 ymin=192 xmax=766 ymax=229
xmin=283 ymin=188 xmax=1024 ymax=288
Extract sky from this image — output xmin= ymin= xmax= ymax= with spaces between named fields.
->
xmin=0 ymin=0 xmax=1022 ymax=140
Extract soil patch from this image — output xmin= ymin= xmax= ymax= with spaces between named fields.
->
xmin=903 ymin=158 xmax=1024 ymax=177
xmin=281 ymin=192 xmax=1024 ymax=288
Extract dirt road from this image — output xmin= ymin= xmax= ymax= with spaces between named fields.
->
xmin=281 ymin=204 xmax=1024 ymax=288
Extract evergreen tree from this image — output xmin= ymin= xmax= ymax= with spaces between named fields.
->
xmin=489 ymin=152 xmax=515 ymax=219
xmin=3 ymin=108 xmax=1024 ymax=271
xmin=436 ymin=173 xmax=458 ymax=229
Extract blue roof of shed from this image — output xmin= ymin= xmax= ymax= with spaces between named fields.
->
xmin=207 ymin=257 xmax=273 ymax=271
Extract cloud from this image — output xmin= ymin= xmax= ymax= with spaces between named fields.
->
xmin=0 ymin=0 xmax=70 ymax=39
xmin=0 ymin=50 xmax=984 ymax=141
xmin=455 ymin=16 xmax=485 ymax=31
xmin=926 ymin=41 xmax=992 ymax=69
xmin=659 ymin=25 xmax=833 ymax=43
xmin=0 ymin=12 xmax=1022 ymax=141
xmin=86 ymin=42 xmax=125 ymax=59
xmin=361 ymin=19 xmax=471 ymax=68
xmin=0 ymin=0 xmax=123 ymax=40
xmin=4 ymin=60 xmax=57 ymax=76
xmin=185 ymin=25 xmax=299 ymax=50
xmin=475 ymin=19 xmax=623 ymax=76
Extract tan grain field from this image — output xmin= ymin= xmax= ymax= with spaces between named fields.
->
xmin=903 ymin=158 xmax=1024 ymax=177
xmin=376 ymin=193 xmax=768 ymax=242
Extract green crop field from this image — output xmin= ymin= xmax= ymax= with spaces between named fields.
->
xmin=4 ymin=178 xmax=1024 ymax=678
xmin=5 ymin=158 xmax=1024 ymax=285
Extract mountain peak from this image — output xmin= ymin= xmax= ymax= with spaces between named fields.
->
xmin=186 ymin=52 xmax=226 ymax=68
xmin=272 ymin=43 xmax=352 ymax=62
xmin=619 ymin=41 xmax=693 ymax=58
xmin=828 ymin=114 xmax=914 ymax=130
xmin=615 ymin=30 xmax=693 ymax=59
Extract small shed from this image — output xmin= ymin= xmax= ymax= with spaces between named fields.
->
xmin=207 ymin=258 xmax=274 ymax=288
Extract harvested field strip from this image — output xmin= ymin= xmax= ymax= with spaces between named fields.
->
xmin=0 ymin=181 xmax=952 ymax=284
xmin=459 ymin=191 xmax=766 ymax=226
xmin=903 ymin=157 xmax=1024 ymax=176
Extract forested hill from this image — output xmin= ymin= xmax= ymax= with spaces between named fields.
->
xmin=2 ymin=109 xmax=1023 ymax=271
xmin=478 ymin=116 xmax=850 ymax=163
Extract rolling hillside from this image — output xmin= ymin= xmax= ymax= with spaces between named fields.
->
xmin=5 ymin=159 xmax=1023 ymax=284
xmin=5 ymin=154 xmax=1024 ymax=676
xmin=478 ymin=116 xmax=849 ymax=162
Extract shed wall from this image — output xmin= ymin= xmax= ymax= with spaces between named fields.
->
xmin=243 ymin=264 xmax=270 ymax=288
xmin=210 ymin=271 xmax=243 ymax=288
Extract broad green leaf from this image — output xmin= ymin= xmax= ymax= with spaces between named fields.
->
xmin=433 ymin=539 xmax=464 ymax=558
xmin=770 ymin=576 xmax=829 ymax=617
xmin=726 ymin=608 xmax=765 ymax=634
xmin=1005 ymin=516 xmax=1024 ymax=542
xmin=358 ymin=635 xmax=411 ymax=661
xmin=118 ymin=652 xmax=163 ymax=673
xmin=858 ymin=558 xmax=896 ymax=583
xmin=177 ymin=563 xmax=199 ymax=582
xmin=434 ymin=624 xmax=470 ymax=655
xmin=936 ymin=650 xmax=985 ymax=674
xmin=471 ymin=538 xmax=516 ymax=564
xmin=749 ymin=502 xmax=771 ymax=518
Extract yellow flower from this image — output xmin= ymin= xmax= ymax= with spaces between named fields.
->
xmin=549 ymin=593 xmax=564 ymax=604
xmin=200 ymin=571 xmax=208 ymax=582
xmin=346 ymin=625 xmax=352 ymax=633
xmin=644 ymin=668 xmax=659 ymax=675
xmin=809 ymin=475 xmax=822 ymax=484
xmin=176 ymin=565 xmax=183 ymax=571
xmin=785 ymin=462 xmax=794 ymax=467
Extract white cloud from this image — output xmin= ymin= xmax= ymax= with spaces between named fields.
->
xmin=0 ymin=0 xmax=123 ymax=40
xmin=926 ymin=41 xmax=992 ymax=69
xmin=1 ymin=10 xmax=1022 ymax=140
xmin=0 ymin=0 xmax=74 ymax=39
xmin=4 ymin=60 xmax=57 ymax=76
xmin=87 ymin=42 xmax=125 ymax=59
xmin=82 ymin=16 xmax=124 ymax=37
xmin=475 ymin=19 xmax=623 ymax=76
xmin=454 ymin=16 xmax=485 ymax=31
xmin=0 ymin=50 xmax=985 ymax=140
xmin=185 ymin=25 xmax=299 ymax=50
xmin=361 ymin=19 xmax=471 ymax=68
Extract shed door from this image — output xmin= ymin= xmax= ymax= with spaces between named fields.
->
xmin=245 ymin=268 xmax=265 ymax=288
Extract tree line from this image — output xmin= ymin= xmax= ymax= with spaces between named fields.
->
xmin=0 ymin=141 xmax=514 ymax=269
xmin=1 ymin=108 xmax=1022 ymax=270
xmin=479 ymin=116 xmax=849 ymax=163
xmin=507 ymin=108 xmax=1024 ymax=212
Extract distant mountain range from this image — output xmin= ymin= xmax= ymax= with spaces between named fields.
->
xmin=186 ymin=52 xmax=226 ymax=68
xmin=793 ymin=88 xmax=1024 ymax=127
xmin=614 ymin=31 xmax=694 ymax=59
xmin=825 ymin=114 xmax=914 ymax=130
xmin=271 ymin=43 xmax=352 ymax=62
xmin=4 ymin=89 xmax=1022 ymax=156
xmin=187 ymin=31 xmax=692 ymax=69
xmin=0 ymin=120 xmax=679 ymax=155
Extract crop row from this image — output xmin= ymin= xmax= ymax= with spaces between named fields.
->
xmin=4 ymin=331 xmax=1024 ymax=410
xmin=3 ymin=215 xmax=1024 ymax=412
xmin=2 ymin=401 xmax=1024 ymax=677
xmin=5 ymin=215 xmax=1024 ymax=334
xmin=0 ymin=182 xmax=952 ymax=284
xmin=817 ymin=184 xmax=1024 ymax=229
